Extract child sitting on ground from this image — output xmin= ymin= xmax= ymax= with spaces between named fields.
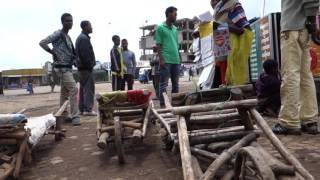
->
xmin=255 ymin=59 xmax=281 ymax=117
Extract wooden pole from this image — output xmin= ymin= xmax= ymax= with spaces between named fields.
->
xmin=97 ymin=132 xmax=110 ymax=149
xmin=172 ymin=99 xmax=258 ymax=115
xmin=189 ymin=130 xmax=259 ymax=146
xmin=230 ymin=88 xmax=255 ymax=130
xmin=151 ymin=108 xmax=172 ymax=140
xmin=200 ymin=133 xmax=258 ymax=180
xmin=13 ymin=138 xmax=28 ymax=178
xmin=54 ymin=100 xmax=69 ymax=117
xmin=163 ymin=93 xmax=173 ymax=109
xmin=177 ymin=116 xmax=195 ymax=180
xmin=250 ymin=109 xmax=314 ymax=180
xmin=191 ymin=156 xmax=203 ymax=179
xmin=190 ymin=147 xmax=219 ymax=160
xmin=192 ymin=109 xmax=237 ymax=116
xmin=97 ymin=107 xmax=102 ymax=139
xmin=142 ymin=102 xmax=152 ymax=137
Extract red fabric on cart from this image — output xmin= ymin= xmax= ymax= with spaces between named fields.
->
xmin=127 ymin=90 xmax=152 ymax=105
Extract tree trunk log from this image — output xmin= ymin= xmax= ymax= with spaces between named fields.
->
xmin=250 ymin=109 xmax=314 ymax=180
xmin=200 ymin=133 xmax=258 ymax=180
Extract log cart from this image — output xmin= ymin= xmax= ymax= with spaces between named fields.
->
xmin=0 ymin=101 xmax=68 ymax=179
xmin=151 ymin=86 xmax=314 ymax=180
xmin=96 ymin=90 xmax=152 ymax=164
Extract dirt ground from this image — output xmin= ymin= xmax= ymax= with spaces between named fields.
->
xmin=1 ymin=79 xmax=320 ymax=180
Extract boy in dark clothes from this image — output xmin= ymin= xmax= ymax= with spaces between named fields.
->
xmin=256 ymin=59 xmax=281 ymax=117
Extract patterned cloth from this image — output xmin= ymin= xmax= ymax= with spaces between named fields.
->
xmin=40 ymin=30 xmax=76 ymax=68
xmin=215 ymin=0 xmax=249 ymax=28
xmin=228 ymin=3 xmax=250 ymax=28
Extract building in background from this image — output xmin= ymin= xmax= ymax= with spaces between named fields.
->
xmin=139 ymin=18 xmax=195 ymax=64
xmin=2 ymin=69 xmax=46 ymax=89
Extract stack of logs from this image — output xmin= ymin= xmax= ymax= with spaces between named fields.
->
xmin=152 ymin=86 xmax=314 ymax=180
xmin=0 ymin=118 xmax=31 ymax=179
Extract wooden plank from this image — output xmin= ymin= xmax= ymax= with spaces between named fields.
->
xmin=177 ymin=116 xmax=195 ymax=180
xmin=250 ymin=109 xmax=314 ymax=180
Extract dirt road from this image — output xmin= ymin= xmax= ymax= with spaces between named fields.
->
xmin=1 ymin=80 xmax=320 ymax=180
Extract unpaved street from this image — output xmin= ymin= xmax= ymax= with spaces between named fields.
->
xmin=1 ymin=80 xmax=320 ymax=180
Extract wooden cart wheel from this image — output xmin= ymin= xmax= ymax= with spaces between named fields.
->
xmin=234 ymin=147 xmax=276 ymax=180
xmin=114 ymin=117 xmax=125 ymax=164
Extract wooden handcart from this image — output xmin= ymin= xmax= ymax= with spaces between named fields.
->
xmin=96 ymin=91 xmax=152 ymax=164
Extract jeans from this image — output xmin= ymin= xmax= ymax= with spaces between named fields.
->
xmin=152 ymin=74 xmax=160 ymax=98
xmin=279 ymin=29 xmax=318 ymax=129
xmin=79 ymin=70 xmax=95 ymax=112
xmin=159 ymin=64 xmax=180 ymax=106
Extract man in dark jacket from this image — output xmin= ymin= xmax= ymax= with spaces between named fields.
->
xmin=75 ymin=20 xmax=96 ymax=116
xmin=110 ymin=35 xmax=125 ymax=91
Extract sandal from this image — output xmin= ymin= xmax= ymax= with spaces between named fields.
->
xmin=301 ymin=122 xmax=319 ymax=135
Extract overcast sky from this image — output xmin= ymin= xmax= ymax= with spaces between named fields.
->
xmin=0 ymin=0 xmax=280 ymax=71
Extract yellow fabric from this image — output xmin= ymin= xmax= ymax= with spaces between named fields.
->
xmin=111 ymin=48 xmax=126 ymax=76
xmin=199 ymin=21 xmax=213 ymax=38
xmin=279 ymin=29 xmax=318 ymax=129
xmin=225 ymin=29 xmax=253 ymax=85
xmin=118 ymin=48 xmax=126 ymax=76
xmin=99 ymin=91 xmax=128 ymax=106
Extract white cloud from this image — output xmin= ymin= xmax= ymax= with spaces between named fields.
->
xmin=0 ymin=0 xmax=280 ymax=70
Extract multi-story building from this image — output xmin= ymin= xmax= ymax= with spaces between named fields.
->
xmin=139 ymin=18 xmax=195 ymax=64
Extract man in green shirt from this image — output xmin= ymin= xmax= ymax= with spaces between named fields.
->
xmin=156 ymin=6 xmax=181 ymax=107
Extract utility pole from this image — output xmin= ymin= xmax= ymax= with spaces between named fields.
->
xmin=262 ymin=0 xmax=266 ymax=17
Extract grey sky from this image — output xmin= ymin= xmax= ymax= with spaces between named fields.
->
xmin=0 ymin=0 xmax=280 ymax=70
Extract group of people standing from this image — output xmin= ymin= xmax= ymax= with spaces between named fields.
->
xmin=39 ymin=13 xmax=137 ymax=125
xmin=110 ymin=36 xmax=137 ymax=91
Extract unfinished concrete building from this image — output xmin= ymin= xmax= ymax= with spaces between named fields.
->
xmin=139 ymin=18 xmax=195 ymax=64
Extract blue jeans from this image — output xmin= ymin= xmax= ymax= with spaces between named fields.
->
xmin=159 ymin=64 xmax=180 ymax=106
